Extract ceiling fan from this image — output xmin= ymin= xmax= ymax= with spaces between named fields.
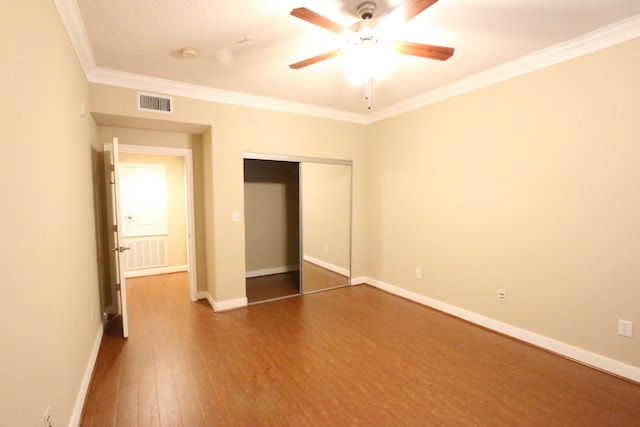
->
xmin=289 ymin=0 xmax=455 ymax=70
xmin=288 ymin=0 xmax=454 ymax=109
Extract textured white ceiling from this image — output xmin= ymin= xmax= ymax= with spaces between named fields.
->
xmin=73 ymin=0 xmax=640 ymax=116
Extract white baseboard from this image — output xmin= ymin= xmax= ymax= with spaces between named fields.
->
xmin=196 ymin=291 xmax=210 ymax=301
xmin=245 ymin=265 xmax=299 ymax=279
xmin=197 ymin=291 xmax=215 ymax=310
xmin=124 ymin=265 xmax=188 ymax=278
xmin=213 ymin=297 xmax=248 ymax=312
xmin=197 ymin=291 xmax=248 ymax=312
xmin=303 ymin=255 xmax=350 ymax=277
xmin=366 ymin=277 xmax=640 ymax=383
xmin=350 ymin=276 xmax=367 ymax=285
xmin=69 ymin=324 xmax=103 ymax=427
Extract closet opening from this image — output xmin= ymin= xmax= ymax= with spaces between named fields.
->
xmin=244 ymin=159 xmax=300 ymax=303
xmin=243 ymin=153 xmax=353 ymax=305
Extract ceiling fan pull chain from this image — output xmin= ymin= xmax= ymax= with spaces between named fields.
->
xmin=365 ymin=77 xmax=372 ymax=110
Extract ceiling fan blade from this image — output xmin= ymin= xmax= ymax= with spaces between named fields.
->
xmin=289 ymin=49 xmax=343 ymax=69
xmin=391 ymin=41 xmax=454 ymax=61
xmin=388 ymin=0 xmax=439 ymax=24
xmin=290 ymin=8 xmax=349 ymax=35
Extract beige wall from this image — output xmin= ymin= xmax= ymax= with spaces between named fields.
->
xmin=366 ymin=38 xmax=640 ymax=367
xmin=0 ymin=0 xmax=101 ymax=425
xmin=89 ymin=86 xmax=368 ymax=303
xmin=244 ymin=160 xmax=300 ymax=273
xmin=302 ymin=163 xmax=352 ymax=271
xmin=97 ymin=126 xmax=208 ymax=290
xmin=119 ymin=152 xmax=188 ymax=268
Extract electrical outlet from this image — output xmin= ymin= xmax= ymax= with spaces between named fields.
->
xmin=415 ymin=268 xmax=422 ymax=279
xmin=618 ymin=319 xmax=633 ymax=338
xmin=43 ymin=407 xmax=52 ymax=427
xmin=323 ymin=244 xmax=329 ymax=252
xmin=497 ymin=289 xmax=506 ymax=302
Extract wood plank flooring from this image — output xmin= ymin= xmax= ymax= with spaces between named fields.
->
xmin=81 ymin=272 xmax=640 ymax=426
xmin=245 ymin=271 xmax=299 ymax=303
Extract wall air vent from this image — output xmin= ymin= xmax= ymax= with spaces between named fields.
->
xmin=137 ymin=92 xmax=173 ymax=114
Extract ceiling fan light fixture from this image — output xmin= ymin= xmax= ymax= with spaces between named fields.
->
xmin=348 ymin=19 xmax=381 ymax=44
xmin=345 ymin=41 xmax=393 ymax=85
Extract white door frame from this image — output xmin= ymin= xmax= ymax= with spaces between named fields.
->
xmin=120 ymin=144 xmax=199 ymax=301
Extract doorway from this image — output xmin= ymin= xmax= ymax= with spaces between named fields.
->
xmin=118 ymin=144 xmax=198 ymax=301
xmin=99 ymin=140 xmax=199 ymax=339
xmin=119 ymin=154 xmax=185 ymax=278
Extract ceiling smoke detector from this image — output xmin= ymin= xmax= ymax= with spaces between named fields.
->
xmin=181 ymin=47 xmax=198 ymax=58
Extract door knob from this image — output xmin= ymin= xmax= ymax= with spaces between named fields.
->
xmin=112 ymin=246 xmax=131 ymax=252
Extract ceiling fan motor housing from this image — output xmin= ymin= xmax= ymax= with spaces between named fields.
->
xmin=357 ymin=1 xmax=377 ymax=20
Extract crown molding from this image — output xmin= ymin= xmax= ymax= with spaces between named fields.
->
xmin=52 ymin=0 xmax=96 ymax=76
xmin=54 ymin=0 xmax=638 ymax=125
xmin=89 ymin=67 xmax=367 ymax=124
xmin=367 ymin=14 xmax=640 ymax=123
xmin=52 ymin=0 xmax=366 ymax=124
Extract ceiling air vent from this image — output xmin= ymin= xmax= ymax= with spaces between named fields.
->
xmin=137 ymin=92 xmax=173 ymax=114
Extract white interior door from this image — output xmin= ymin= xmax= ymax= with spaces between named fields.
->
xmin=103 ymin=137 xmax=130 ymax=338
xmin=120 ymin=163 xmax=168 ymax=237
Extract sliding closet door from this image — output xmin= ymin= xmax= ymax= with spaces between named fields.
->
xmin=243 ymin=154 xmax=352 ymax=300
xmin=301 ymin=162 xmax=351 ymax=293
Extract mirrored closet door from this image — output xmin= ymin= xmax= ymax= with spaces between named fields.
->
xmin=301 ymin=162 xmax=351 ymax=293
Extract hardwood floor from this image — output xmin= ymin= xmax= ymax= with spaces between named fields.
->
xmin=246 ymin=271 xmax=300 ymax=304
xmin=81 ymin=272 xmax=640 ymax=426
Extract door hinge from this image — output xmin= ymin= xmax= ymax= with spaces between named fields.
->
xmin=113 ymin=224 xmax=118 ymax=232
xmin=116 ymin=283 xmax=121 ymax=291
